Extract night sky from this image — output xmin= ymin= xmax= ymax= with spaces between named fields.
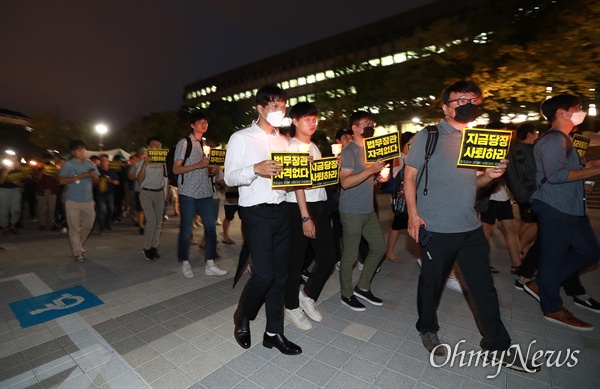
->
xmin=1 ymin=0 xmax=434 ymax=129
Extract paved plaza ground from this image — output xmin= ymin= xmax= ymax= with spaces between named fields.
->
xmin=1 ymin=194 xmax=599 ymax=388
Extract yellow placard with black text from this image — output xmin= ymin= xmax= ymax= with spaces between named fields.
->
xmin=147 ymin=149 xmax=168 ymax=164
xmin=364 ymin=132 xmax=400 ymax=163
xmin=109 ymin=161 xmax=123 ymax=171
xmin=209 ymin=149 xmax=226 ymax=166
xmin=573 ymin=134 xmax=590 ymax=158
xmin=311 ymin=157 xmax=339 ymax=188
xmin=457 ymin=128 xmax=512 ymax=167
xmin=270 ymin=152 xmax=311 ymax=187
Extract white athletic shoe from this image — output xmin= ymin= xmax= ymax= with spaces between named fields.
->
xmin=181 ymin=262 xmax=194 ymax=278
xmin=205 ymin=264 xmax=228 ymax=276
xmin=299 ymin=291 xmax=323 ymax=322
xmin=285 ymin=307 xmax=312 ymax=330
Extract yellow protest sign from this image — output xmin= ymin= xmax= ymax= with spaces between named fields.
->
xmin=109 ymin=161 xmax=123 ymax=171
xmin=573 ymin=134 xmax=590 ymax=158
xmin=209 ymin=149 xmax=226 ymax=166
xmin=457 ymin=128 xmax=512 ymax=167
xmin=270 ymin=152 xmax=311 ymax=187
xmin=147 ymin=149 xmax=168 ymax=164
xmin=363 ymin=132 xmax=400 ymax=163
xmin=311 ymin=157 xmax=339 ymax=188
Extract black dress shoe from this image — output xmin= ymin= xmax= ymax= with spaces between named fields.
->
xmin=234 ymin=314 xmax=251 ymax=349
xmin=262 ymin=333 xmax=302 ymax=355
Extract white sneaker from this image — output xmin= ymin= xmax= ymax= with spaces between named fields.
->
xmin=205 ymin=265 xmax=228 ymax=276
xmin=181 ymin=262 xmax=194 ymax=278
xmin=446 ymin=276 xmax=462 ymax=293
xmin=285 ymin=307 xmax=312 ymax=330
xmin=299 ymin=291 xmax=323 ymax=322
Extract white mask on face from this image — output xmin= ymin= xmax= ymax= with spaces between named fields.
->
xmin=569 ymin=111 xmax=586 ymax=126
xmin=261 ymin=107 xmax=285 ymax=127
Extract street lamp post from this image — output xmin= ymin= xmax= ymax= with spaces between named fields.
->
xmin=95 ymin=124 xmax=108 ymax=151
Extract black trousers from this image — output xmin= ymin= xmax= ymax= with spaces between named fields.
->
xmin=285 ymin=202 xmax=336 ymax=309
xmin=417 ymin=227 xmax=511 ymax=352
xmin=237 ymin=204 xmax=290 ymax=334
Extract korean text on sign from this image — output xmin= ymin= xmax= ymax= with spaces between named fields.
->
xmin=147 ymin=149 xmax=169 ymax=164
xmin=364 ymin=132 xmax=400 ymax=163
xmin=311 ymin=157 xmax=339 ymax=188
xmin=209 ymin=149 xmax=227 ymax=166
xmin=457 ymin=128 xmax=512 ymax=168
xmin=270 ymin=152 xmax=312 ymax=187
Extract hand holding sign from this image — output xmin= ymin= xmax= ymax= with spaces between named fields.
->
xmin=255 ymin=159 xmax=283 ymax=178
xmin=484 ymin=159 xmax=509 ymax=180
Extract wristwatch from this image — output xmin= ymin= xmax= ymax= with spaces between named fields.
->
xmin=301 ymin=216 xmax=311 ymax=223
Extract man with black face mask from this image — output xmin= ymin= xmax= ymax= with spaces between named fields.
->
xmin=404 ymin=81 xmax=539 ymax=374
xmin=338 ymin=110 xmax=388 ymax=312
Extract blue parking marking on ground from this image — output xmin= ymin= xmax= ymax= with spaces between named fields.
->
xmin=8 ymin=285 xmax=104 ymax=328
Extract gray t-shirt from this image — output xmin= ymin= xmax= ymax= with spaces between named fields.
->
xmin=175 ymin=134 xmax=212 ymax=199
xmin=530 ymin=129 xmax=586 ymax=216
xmin=406 ymin=120 xmax=480 ymax=233
xmin=339 ymin=141 xmax=374 ymax=214
xmin=59 ymin=158 xmax=99 ymax=202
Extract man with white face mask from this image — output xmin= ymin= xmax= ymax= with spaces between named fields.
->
xmin=225 ymin=85 xmax=302 ymax=355
xmin=527 ymin=94 xmax=600 ymax=330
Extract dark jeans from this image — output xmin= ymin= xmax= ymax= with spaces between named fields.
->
xmin=417 ymin=227 xmax=511 ymax=352
xmin=519 ymin=238 xmax=587 ymax=296
xmin=95 ymin=192 xmax=114 ymax=231
xmin=532 ymin=200 xmax=600 ymax=313
xmin=285 ymin=202 xmax=336 ymax=309
xmin=237 ymin=204 xmax=290 ymax=334
xmin=177 ymin=195 xmax=215 ymax=262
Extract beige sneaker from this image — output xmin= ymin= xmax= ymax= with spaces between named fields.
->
xmin=299 ymin=291 xmax=322 ymax=322
xmin=285 ymin=307 xmax=312 ymax=330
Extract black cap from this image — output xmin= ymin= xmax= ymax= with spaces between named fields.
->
xmin=335 ymin=128 xmax=351 ymax=140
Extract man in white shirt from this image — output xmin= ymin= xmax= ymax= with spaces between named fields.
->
xmin=224 ymin=85 xmax=301 ymax=355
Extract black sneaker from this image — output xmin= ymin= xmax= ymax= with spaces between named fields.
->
xmin=143 ymin=249 xmax=154 ymax=261
xmin=341 ymin=295 xmax=366 ymax=312
xmin=573 ymin=296 xmax=600 ymax=313
xmin=353 ymin=286 xmax=383 ymax=306
xmin=151 ymin=247 xmax=160 ymax=259
xmin=482 ymin=347 xmax=541 ymax=373
xmin=514 ymin=280 xmax=525 ymax=291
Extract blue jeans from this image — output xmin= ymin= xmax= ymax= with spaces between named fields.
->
xmin=178 ymin=195 xmax=215 ymax=262
xmin=532 ymin=200 xmax=600 ymax=313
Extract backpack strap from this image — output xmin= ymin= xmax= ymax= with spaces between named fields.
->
xmin=179 ymin=136 xmax=193 ymax=186
xmin=416 ymin=125 xmax=439 ymax=196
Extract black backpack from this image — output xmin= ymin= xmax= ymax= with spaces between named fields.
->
xmin=505 ymin=142 xmax=537 ymax=204
xmin=166 ymin=137 xmax=192 ymax=187
xmin=391 ymin=162 xmax=407 ymax=215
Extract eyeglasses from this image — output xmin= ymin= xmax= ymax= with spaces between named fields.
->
xmin=446 ymin=97 xmax=482 ymax=106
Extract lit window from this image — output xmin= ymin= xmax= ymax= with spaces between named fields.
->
xmin=299 ymin=95 xmax=307 ymax=102
xmin=368 ymin=58 xmax=380 ymax=66
xmin=282 ymin=81 xmax=289 ymax=89
xmin=394 ymin=53 xmax=407 ymax=63
xmin=307 ymin=74 xmax=316 ymax=84
xmin=316 ymin=72 xmax=325 ymax=81
xmin=307 ymin=94 xmax=315 ymax=102
xmin=211 ymin=86 xmax=217 ymax=92
xmin=246 ymin=91 xmax=252 ymax=98
xmin=290 ymin=79 xmax=298 ymax=88
xmin=298 ymin=77 xmax=306 ymax=86
xmin=325 ymin=70 xmax=335 ymax=78
xmin=289 ymin=97 xmax=298 ymax=106
xmin=381 ymin=55 xmax=394 ymax=66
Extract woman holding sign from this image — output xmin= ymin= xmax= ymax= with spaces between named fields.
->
xmin=284 ymin=102 xmax=336 ymax=330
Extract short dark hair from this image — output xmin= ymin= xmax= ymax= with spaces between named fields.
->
xmin=441 ymin=80 xmax=482 ymax=104
xmin=289 ymin=102 xmax=318 ymax=119
xmin=540 ymin=94 xmax=581 ymax=124
xmin=256 ymin=85 xmax=287 ymax=107
xmin=90 ymin=155 xmax=100 ymax=162
xmin=189 ymin=110 xmax=208 ymax=125
xmin=146 ymin=135 xmax=162 ymax=146
xmin=516 ymin=123 xmax=536 ymax=141
xmin=99 ymin=153 xmax=109 ymax=159
xmin=335 ymin=128 xmax=351 ymax=141
xmin=112 ymin=155 xmax=123 ymax=162
xmin=400 ymin=132 xmax=415 ymax=149
xmin=349 ymin=110 xmax=374 ymax=128
xmin=69 ymin=139 xmax=86 ymax=151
